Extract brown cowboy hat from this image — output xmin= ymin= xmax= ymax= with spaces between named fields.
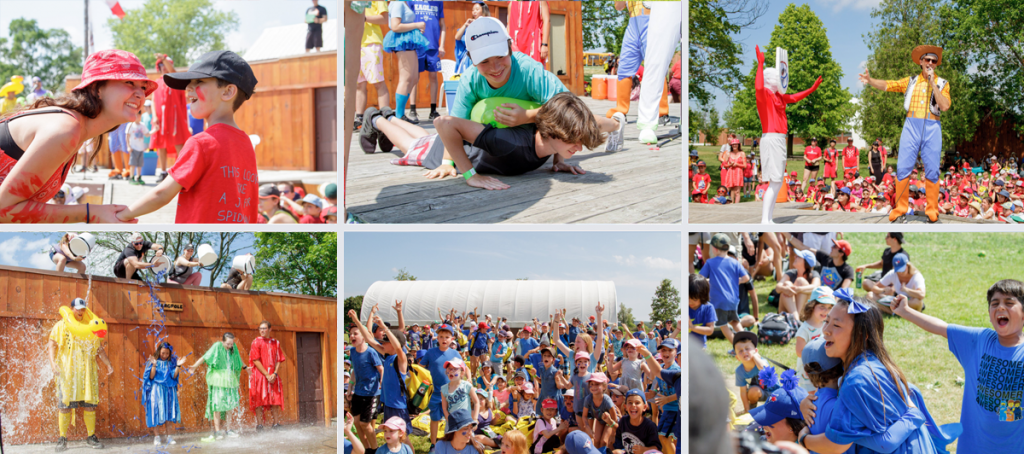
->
xmin=911 ymin=45 xmax=943 ymax=66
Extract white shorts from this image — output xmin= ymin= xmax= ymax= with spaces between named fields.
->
xmin=761 ymin=133 xmax=788 ymax=183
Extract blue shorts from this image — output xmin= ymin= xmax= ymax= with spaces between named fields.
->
xmin=471 ymin=347 xmax=487 ymax=357
xmin=429 ymin=398 xmax=444 ymax=421
xmin=383 ymin=405 xmax=411 ymax=431
xmin=658 ymin=409 xmax=680 ymax=439
xmin=418 ymin=48 xmax=441 ymax=73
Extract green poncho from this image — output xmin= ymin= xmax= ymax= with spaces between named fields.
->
xmin=202 ymin=342 xmax=244 ymax=419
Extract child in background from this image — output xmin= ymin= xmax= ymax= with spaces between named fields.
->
xmin=420 ymin=324 xmax=461 ymax=453
xmin=473 ymin=389 xmax=499 ymax=442
xmin=298 ymin=194 xmax=324 ymax=224
xmin=795 ymin=287 xmax=835 ymax=392
xmin=733 ymin=331 xmax=769 ymax=415
xmin=440 ymin=358 xmax=479 ymax=436
xmin=795 ymin=338 xmax=850 ymax=454
xmin=609 ymin=389 xmax=660 ymax=454
xmin=699 ymin=233 xmax=751 ymax=344
xmin=532 ymin=398 xmax=562 ymax=453
xmin=107 ymin=122 xmax=131 ymax=180
xmin=500 ymin=430 xmax=530 ymax=454
xmin=118 ymin=50 xmax=259 ymax=223
xmin=380 ymin=417 xmax=414 ymax=454
xmin=475 ymin=363 xmax=496 ymax=401
xmin=610 ymin=339 xmax=647 ymax=392
xmin=492 ymin=375 xmax=510 ymax=414
xmin=144 ymin=342 xmax=187 ymax=446
xmin=688 ymin=273 xmax=717 ymax=348
xmin=470 ymin=321 xmax=490 ymax=377
xmin=655 ymin=338 xmax=681 ymax=454
xmin=353 ymin=1 xmax=390 ymax=131
xmin=514 ymin=382 xmax=537 ymax=419
xmin=692 ymin=161 xmax=711 ymax=203
xmin=490 ymin=330 xmax=509 ymax=375
xmin=126 ymin=106 xmax=150 ymax=186
xmin=582 ymin=372 xmax=614 ymax=448
xmin=382 ymin=1 xmax=427 ymax=122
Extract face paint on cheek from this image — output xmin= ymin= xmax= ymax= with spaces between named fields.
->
xmin=196 ymin=86 xmax=206 ymax=102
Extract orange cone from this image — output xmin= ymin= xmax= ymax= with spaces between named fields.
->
xmin=889 ymin=178 xmax=911 ymax=222
xmin=606 ymin=77 xmax=633 ymax=118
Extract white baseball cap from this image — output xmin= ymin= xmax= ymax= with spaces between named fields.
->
xmin=465 ymin=17 xmax=511 ymax=64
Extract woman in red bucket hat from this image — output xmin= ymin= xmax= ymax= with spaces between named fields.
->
xmin=0 ymin=49 xmax=155 ymax=223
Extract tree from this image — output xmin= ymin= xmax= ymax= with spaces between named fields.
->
xmin=859 ymin=0 xmax=978 ymax=151
xmin=252 ymin=233 xmax=336 ymax=297
xmin=394 ymin=268 xmax=417 ymax=281
xmin=729 ymin=4 xmax=855 ymax=155
xmin=582 ymin=1 xmax=629 ymax=54
xmin=698 ymin=105 xmax=724 ymax=146
xmin=617 ymin=302 xmax=636 ymax=328
xmin=689 ymin=0 xmax=768 ymax=105
xmin=0 ymin=18 xmax=83 ymax=94
xmin=649 ymin=279 xmax=681 ymax=325
xmin=344 ymin=295 xmax=364 ymax=324
xmin=89 ymin=232 xmax=248 ymax=287
xmin=108 ymin=0 xmax=240 ymax=68
xmin=940 ymin=0 xmax=1024 ymax=135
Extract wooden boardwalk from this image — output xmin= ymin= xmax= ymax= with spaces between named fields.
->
xmin=689 ymin=201 xmax=999 ymax=224
xmin=345 ymin=99 xmax=683 ymax=224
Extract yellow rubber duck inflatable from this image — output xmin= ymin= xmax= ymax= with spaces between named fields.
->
xmin=58 ymin=305 xmax=108 ymax=340
xmin=0 ymin=75 xmax=24 ymax=97
xmin=52 ymin=299 xmax=108 ymax=409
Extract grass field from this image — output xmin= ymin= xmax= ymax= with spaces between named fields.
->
xmin=689 ymin=145 xmax=898 ymax=202
xmin=696 ymin=232 xmax=1024 ymax=452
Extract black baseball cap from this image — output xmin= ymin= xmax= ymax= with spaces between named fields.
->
xmin=184 ymin=243 xmax=195 ymax=250
xmin=732 ymin=331 xmax=758 ymax=348
xmin=259 ymin=184 xmax=280 ymax=199
xmin=164 ymin=50 xmax=259 ymax=100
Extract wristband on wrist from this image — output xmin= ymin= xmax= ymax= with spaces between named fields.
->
xmin=463 ymin=167 xmax=477 ymax=181
xmin=798 ymin=433 xmax=808 ymax=448
xmin=86 ymin=203 xmax=90 ymax=224
xmin=442 ymin=159 xmax=455 ymax=167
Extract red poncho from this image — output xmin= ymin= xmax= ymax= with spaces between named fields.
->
xmin=150 ymin=78 xmax=190 ymax=151
xmin=249 ymin=336 xmax=286 ymax=409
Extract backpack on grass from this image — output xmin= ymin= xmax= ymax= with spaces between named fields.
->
xmin=757 ymin=313 xmax=799 ymax=346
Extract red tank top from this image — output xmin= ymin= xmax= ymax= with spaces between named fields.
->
xmin=0 ymin=108 xmax=78 ymax=204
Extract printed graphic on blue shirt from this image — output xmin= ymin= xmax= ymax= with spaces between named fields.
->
xmin=978 ymin=353 xmax=1024 ymax=421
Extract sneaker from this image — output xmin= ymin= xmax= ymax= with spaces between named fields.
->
xmin=353 ymin=117 xmax=362 ymax=132
xmin=54 ymin=437 xmax=67 ymax=452
xmin=406 ymin=109 xmax=420 ymax=124
xmin=216 ymin=431 xmax=226 ymax=440
xmin=659 ymin=115 xmax=673 ymax=126
xmin=86 ymin=435 xmax=104 ymax=449
xmin=226 ymin=430 xmax=240 ymax=438
xmin=155 ymin=171 xmax=167 ymax=183
xmin=166 ymin=436 xmax=176 ymax=445
xmin=201 ymin=432 xmax=219 ymax=442
xmin=399 ymin=114 xmax=416 ymax=125
xmin=346 ymin=212 xmax=366 ymax=224
xmin=110 ymin=174 xmax=122 ymax=180
xmin=154 ymin=435 xmax=162 ymax=445
xmin=377 ymin=108 xmax=395 ymax=153
xmin=272 ymin=423 xmax=282 ymax=431
xmin=360 ymin=107 xmax=382 ymax=154
xmin=638 ymin=126 xmax=658 ymax=145
xmin=605 ymin=112 xmax=626 ymax=152
xmin=256 ymin=424 xmax=265 ymax=432
xmin=429 ymin=110 xmax=440 ymax=120
xmin=74 ymin=165 xmax=85 ymax=173
xmin=89 ymin=165 xmax=98 ymax=173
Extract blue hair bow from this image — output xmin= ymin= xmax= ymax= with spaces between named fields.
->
xmin=835 ymin=288 xmax=871 ymax=314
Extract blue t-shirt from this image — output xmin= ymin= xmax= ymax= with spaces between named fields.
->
xmin=571 ymin=371 xmax=592 ymax=414
xmin=441 ymin=380 xmax=473 ymax=416
xmin=568 ymin=326 xmax=580 ymax=345
xmin=656 ymin=362 xmax=681 ymax=412
xmin=187 ymin=105 xmax=204 ymax=135
xmin=344 ymin=439 xmax=352 ymax=454
xmin=450 ymin=52 xmax=568 ymax=120
xmin=689 ymin=303 xmax=718 ymax=348
xmin=734 ymin=363 xmax=762 ymax=388
xmin=808 ymin=387 xmax=853 ymax=454
xmin=611 ymin=336 xmax=623 ymax=358
xmin=435 ymin=440 xmax=479 ymax=454
xmin=490 ymin=340 xmax=508 ymax=363
xmin=948 ymin=324 xmax=1024 ymax=451
xmin=387 ymin=1 xmax=416 ymax=24
xmin=408 ymin=1 xmax=444 ymax=50
xmin=421 ymin=347 xmax=462 ymax=404
xmin=378 ymin=444 xmax=414 ymax=454
xmin=382 ymin=354 xmax=407 ymax=409
xmin=348 ymin=346 xmax=382 ymax=397
xmin=472 ymin=331 xmax=489 ymax=351
xmin=518 ymin=337 xmax=539 ymax=357
xmin=699 ymin=256 xmax=749 ymax=311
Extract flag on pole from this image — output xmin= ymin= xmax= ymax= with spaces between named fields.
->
xmin=106 ymin=0 xmax=126 ymax=19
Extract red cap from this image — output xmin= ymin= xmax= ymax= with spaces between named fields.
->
xmin=523 ymin=325 xmax=533 ymax=333
xmin=589 ymin=315 xmax=595 ymax=320
xmin=74 ymin=50 xmax=157 ymax=97
xmin=542 ymin=398 xmax=558 ymax=409
xmin=478 ymin=322 xmax=488 ymax=331
xmin=729 ymin=138 xmax=740 ymax=145
xmin=832 ymin=239 xmax=852 ymax=257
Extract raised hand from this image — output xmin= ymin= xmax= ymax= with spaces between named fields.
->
xmin=858 ymin=69 xmax=871 ymax=85
xmin=393 ymin=300 xmax=403 ymax=313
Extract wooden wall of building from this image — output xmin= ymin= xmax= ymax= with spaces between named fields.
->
xmin=361 ymin=1 xmax=585 ymax=112
xmin=956 ymin=115 xmax=1024 ymax=160
xmin=0 ymin=266 xmax=336 ymax=445
xmin=64 ymin=51 xmax=337 ymax=171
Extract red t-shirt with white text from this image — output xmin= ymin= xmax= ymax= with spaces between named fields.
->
xmin=169 ymin=124 xmax=258 ymax=223
xmin=843 ymin=146 xmax=859 ymax=168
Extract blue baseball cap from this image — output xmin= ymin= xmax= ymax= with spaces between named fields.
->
xmin=624 ymin=388 xmax=646 ymax=403
xmin=840 ymin=187 xmax=852 ymax=195
xmin=809 ymin=286 xmax=836 ymax=305
xmin=892 ymin=252 xmax=908 ymax=273
xmin=793 ymin=249 xmax=816 ymax=269
xmin=436 ymin=324 xmax=455 ymax=335
xmin=658 ymin=338 xmax=680 ymax=352
xmin=749 ymin=384 xmax=808 ymax=427
xmin=801 ymin=337 xmax=841 ymax=374
xmin=565 ymin=431 xmax=602 ymax=454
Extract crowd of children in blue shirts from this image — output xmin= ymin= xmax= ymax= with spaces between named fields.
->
xmin=344 ymin=300 xmax=682 ymax=454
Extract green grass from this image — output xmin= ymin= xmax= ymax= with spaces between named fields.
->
xmin=689 ymin=145 xmax=898 ymax=202
xmin=699 ymin=232 xmax=1024 ymax=452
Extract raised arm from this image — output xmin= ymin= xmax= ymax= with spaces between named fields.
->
xmin=377 ymin=314 xmax=408 ymax=374
xmin=348 ymin=309 xmax=386 ymax=355
xmin=393 ymin=300 xmax=406 ymax=332
xmin=594 ymin=302 xmax=605 ymax=358
xmin=552 ymin=312 xmax=574 ymax=358
xmin=755 ymin=45 xmax=766 ymax=91
xmin=890 ymin=294 xmax=947 ymax=338
xmin=781 ymin=76 xmax=823 ymax=105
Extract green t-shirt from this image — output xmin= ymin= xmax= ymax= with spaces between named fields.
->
xmin=449 ymin=52 xmax=567 ymax=120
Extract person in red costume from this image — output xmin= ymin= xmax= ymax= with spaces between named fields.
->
xmin=754 ymin=45 xmax=822 ymax=224
xmin=802 ymin=138 xmax=822 ymax=191
xmin=150 ymin=54 xmax=190 ymax=183
xmin=250 ymin=321 xmax=287 ymax=431
xmin=507 ymin=1 xmax=549 ymax=67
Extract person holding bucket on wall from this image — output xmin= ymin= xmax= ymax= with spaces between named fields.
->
xmin=167 ymin=243 xmax=209 ymax=286
xmin=50 ymin=232 xmax=86 ymax=273
xmin=112 ymin=233 xmax=165 ymax=281
xmin=221 ymin=253 xmax=255 ymax=290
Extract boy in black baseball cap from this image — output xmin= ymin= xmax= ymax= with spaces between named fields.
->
xmin=118 ymin=50 xmax=260 ymax=224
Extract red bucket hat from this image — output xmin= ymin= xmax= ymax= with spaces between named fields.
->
xmin=74 ymin=50 xmax=157 ymax=97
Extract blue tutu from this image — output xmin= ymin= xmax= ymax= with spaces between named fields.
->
xmin=383 ymin=29 xmax=429 ymax=53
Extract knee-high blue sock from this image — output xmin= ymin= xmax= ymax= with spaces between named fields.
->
xmin=395 ymin=93 xmax=409 ymax=119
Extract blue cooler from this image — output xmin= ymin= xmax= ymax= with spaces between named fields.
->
xmin=444 ymin=80 xmax=460 ymax=115
xmin=142 ymin=151 xmax=158 ymax=176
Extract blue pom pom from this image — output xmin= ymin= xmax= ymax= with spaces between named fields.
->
xmin=780 ymin=369 xmax=799 ymax=391
xmin=758 ymin=365 xmax=778 ymax=389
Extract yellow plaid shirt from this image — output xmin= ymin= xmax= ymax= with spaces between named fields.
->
xmin=626 ymin=1 xmax=650 ymax=17
xmin=885 ymin=72 xmax=951 ymax=121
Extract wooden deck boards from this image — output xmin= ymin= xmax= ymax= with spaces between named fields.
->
xmin=688 ymin=202 xmax=1000 ymax=224
xmin=345 ymin=99 xmax=683 ymax=224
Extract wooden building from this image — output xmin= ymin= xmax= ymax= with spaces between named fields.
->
xmin=0 ymin=265 xmax=336 ymax=445
xmin=64 ymin=51 xmax=337 ymax=172
xmin=955 ymin=115 xmax=1024 ymax=161
xmin=360 ymin=1 xmax=585 ymax=111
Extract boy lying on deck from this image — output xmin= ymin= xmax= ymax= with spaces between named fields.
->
xmin=359 ymin=91 xmax=605 ymax=190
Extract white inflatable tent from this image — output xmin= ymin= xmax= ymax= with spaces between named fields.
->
xmin=360 ymin=280 xmax=617 ymax=328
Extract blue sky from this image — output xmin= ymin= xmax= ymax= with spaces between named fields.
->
xmin=0 ymin=0 xmax=332 ymax=57
xmin=695 ymin=0 xmax=883 ymax=115
xmin=0 ymin=232 xmax=255 ymax=287
xmin=344 ymin=232 xmax=682 ymax=322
